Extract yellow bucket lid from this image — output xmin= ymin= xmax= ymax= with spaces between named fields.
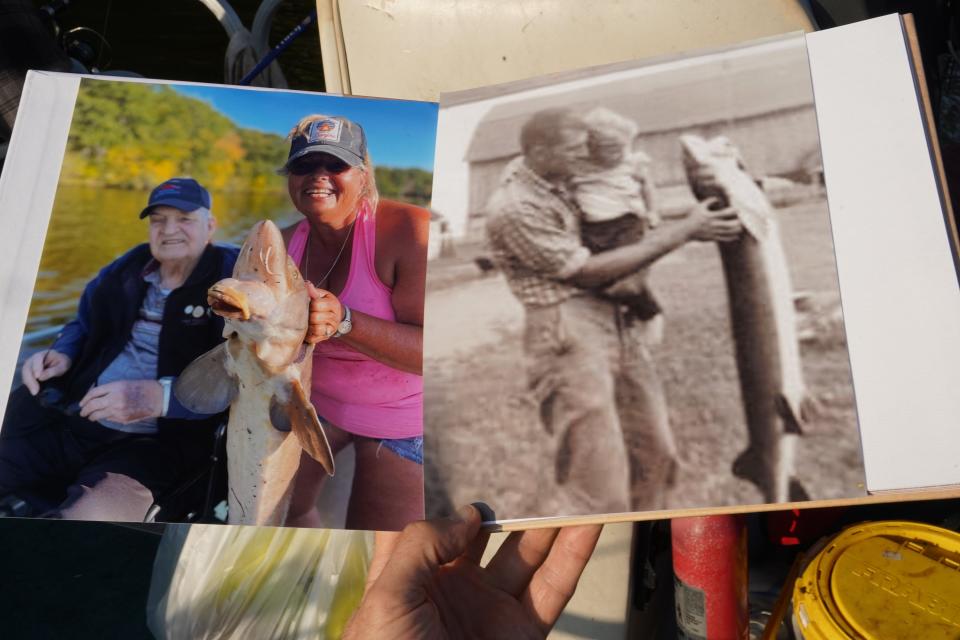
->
xmin=792 ymin=521 xmax=960 ymax=639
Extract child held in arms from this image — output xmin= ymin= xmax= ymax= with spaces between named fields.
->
xmin=572 ymin=107 xmax=664 ymax=335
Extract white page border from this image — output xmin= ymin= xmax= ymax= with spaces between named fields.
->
xmin=0 ymin=71 xmax=81 ymax=421
xmin=808 ymin=15 xmax=960 ymax=492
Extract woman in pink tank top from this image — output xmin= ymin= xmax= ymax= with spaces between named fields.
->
xmin=278 ymin=114 xmax=429 ymax=531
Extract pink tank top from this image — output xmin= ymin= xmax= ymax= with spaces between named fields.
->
xmin=287 ymin=204 xmax=423 ymax=439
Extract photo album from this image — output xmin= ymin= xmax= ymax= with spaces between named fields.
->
xmin=0 ymin=13 xmax=957 ymax=530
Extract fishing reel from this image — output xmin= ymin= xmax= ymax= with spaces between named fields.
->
xmin=38 ymin=0 xmax=130 ymax=75
xmin=60 ymin=26 xmax=113 ymax=73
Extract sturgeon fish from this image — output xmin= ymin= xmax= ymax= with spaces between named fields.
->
xmin=680 ymin=134 xmax=812 ymax=503
xmin=174 ymin=220 xmax=335 ymax=525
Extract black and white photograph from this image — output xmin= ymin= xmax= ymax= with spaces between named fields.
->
xmin=423 ymin=33 xmax=867 ymax=523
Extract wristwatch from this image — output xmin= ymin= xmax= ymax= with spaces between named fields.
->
xmin=158 ymin=377 xmax=173 ymax=417
xmin=332 ymin=305 xmax=353 ymax=338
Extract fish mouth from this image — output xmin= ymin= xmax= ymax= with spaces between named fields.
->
xmin=208 ymin=285 xmax=250 ymax=320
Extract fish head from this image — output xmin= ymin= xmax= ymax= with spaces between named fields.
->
xmin=680 ymin=134 xmax=772 ymax=240
xmin=208 ymin=220 xmax=310 ymax=349
xmin=680 ymin=134 xmax=738 ymax=208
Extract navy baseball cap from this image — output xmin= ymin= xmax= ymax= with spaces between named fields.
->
xmin=139 ymin=178 xmax=212 ymax=219
xmin=280 ymin=116 xmax=367 ymax=173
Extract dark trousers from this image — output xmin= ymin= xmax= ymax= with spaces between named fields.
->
xmin=0 ymin=385 xmax=182 ymax=521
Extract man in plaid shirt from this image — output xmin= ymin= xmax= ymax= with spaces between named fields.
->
xmin=486 ymin=107 xmax=742 ymax=513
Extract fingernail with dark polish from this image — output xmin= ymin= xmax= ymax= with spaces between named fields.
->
xmin=471 ymin=502 xmax=496 ymax=523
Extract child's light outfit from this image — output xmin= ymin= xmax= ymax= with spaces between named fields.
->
xmin=571 ymin=151 xmax=662 ymax=323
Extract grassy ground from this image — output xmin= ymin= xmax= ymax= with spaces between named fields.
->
xmin=424 ymin=197 xmax=865 ymax=520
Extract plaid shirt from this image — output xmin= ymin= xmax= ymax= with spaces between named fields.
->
xmin=0 ymin=0 xmax=72 ymax=141
xmin=485 ymin=160 xmax=591 ymax=308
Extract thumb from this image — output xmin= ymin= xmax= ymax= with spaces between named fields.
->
xmin=699 ymin=196 xmax=718 ymax=209
xmin=306 ymin=281 xmax=329 ymax=300
xmin=375 ymin=505 xmax=482 ymax=596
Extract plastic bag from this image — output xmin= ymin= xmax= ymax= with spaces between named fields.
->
xmin=146 ymin=524 xmax=371 ymax=639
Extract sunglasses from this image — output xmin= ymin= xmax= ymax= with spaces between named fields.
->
xmin=286 ymin=155 xmax=353 ymax=176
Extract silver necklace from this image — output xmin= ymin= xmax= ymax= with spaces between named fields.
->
xmin=304 ymin=219 xmax=356 ymax=287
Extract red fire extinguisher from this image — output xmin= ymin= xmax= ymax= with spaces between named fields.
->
xmin=671 ymin=515 xmax=749 ymax=639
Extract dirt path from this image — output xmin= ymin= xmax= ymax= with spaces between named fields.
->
xmin=424 ymin=276 xmax=523 ymax=359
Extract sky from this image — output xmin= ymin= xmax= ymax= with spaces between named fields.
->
xmin=172 ymin=84 xmax=438 ymax=171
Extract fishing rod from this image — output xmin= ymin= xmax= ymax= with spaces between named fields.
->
xmin=239 ymin=10 xmax=317 ymax=86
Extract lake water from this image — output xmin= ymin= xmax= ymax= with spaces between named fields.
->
xmin=23 ymin=185 xmax=298 ymax=344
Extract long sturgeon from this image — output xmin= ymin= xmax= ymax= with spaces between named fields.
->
xmin=680 ymin=134 xmax=812 ymax=503
xmin=174 ymin=220 xmax=335 ymax=525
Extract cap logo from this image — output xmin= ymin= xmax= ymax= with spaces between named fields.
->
xmin=307 ymin=118 xmax=343 ymax=144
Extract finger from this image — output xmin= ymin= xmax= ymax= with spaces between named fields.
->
xmin=22 ymin=360 xmax=39 ymax=395
xmin=309 ymin=327 xmax=333 ymax=342
xmin=48 ymin=360 xmax=68 ymax=378
xmin=79 ymin=386 xmax=110 ymax=408
xmin=309 ymin=313 xmax=338 ymax=331
xmin=78 ymin=391 xmax=112 ymax=416
xmin=375 ymin=505 xmax=482 ymax=597
xmin=84 ymin=407 xmax=115 ymax=423
xmin=463 ymin=526 xmax=491 ymax=565
xmin=80 ymin=395 xmax=115 ymax=421
xmin=522 ymin=524 xmax=603 ymax=635
xmin=708 ymin=209 xmax=739 ymax=221
xmin=723 ymin=234 xmax=745 ymax=243
xmin=307 ymin=322 xmax=337 ymax=344
xmin=27 ymin=353 xmax=46 ymax=380
xmin=484 ymin=528 xmax=559 ymax=596
xmin=23 ymin=374 xmax=39 ymax=396
xmin=366 ymin=531 xmax=401 ymax=591
xmin=713 ymin=221 xmax=743 ymax=234
xmin=309 ymin=309 xmax=338 ymax=324
xmin=305 ymin=281 xmax=322 ymax=300
xmin=719 ymin=222 xmax=746 ymax=237
xmin=714 ymin=234 xmax=741 ymax=244
xmin=305 ymin=331 xmax=328 ymax=345
xmin=29 ymin=354 xmax=48 ymax=381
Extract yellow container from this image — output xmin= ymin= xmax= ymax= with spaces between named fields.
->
xmin=792 ymin=521 xmax=960 ymax=639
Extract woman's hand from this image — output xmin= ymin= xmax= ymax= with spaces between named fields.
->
xmin=343 ymin=505 xmax=602 ymax=640
xmin=305 ymin=281 xmax=344 ymax=344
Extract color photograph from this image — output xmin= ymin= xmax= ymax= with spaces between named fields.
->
xmin=424 ymin=34 xmax=866 ymax=523
xmin=0 ymin=76 xmax=437 ymax=530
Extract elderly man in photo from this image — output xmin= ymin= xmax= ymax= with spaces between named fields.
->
xmin=485 ymin=108 xmax=742 ymax=513
xmin=0 ymin=177 xmax=239 ymax=522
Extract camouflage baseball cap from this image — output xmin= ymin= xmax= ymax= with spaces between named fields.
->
xmin=281 ymin=116 xmax=367 ymax=172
